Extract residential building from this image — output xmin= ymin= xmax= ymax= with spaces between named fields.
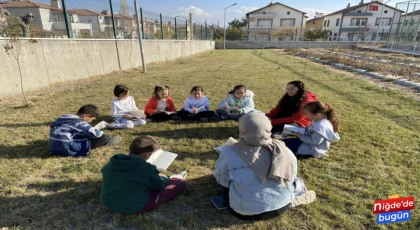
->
xmin=321 ymin=1 xmax=403 ymax=41
xmin=245 ymin=2 xmax=307 ymax=41
xmin=306 ymin=14 xmax=324 ymax=32
xmin=0 ymin=0 xmax=92 ymax=38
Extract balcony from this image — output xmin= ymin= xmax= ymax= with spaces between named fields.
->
xmin=344 ymin=12 xmax=373 ymax=16
xmin=248 ymin=13 xmax=276 ymax=19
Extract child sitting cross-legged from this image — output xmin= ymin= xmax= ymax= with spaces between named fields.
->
xmin=101 ymin=136 xmax=187 ymax=214
xmin=49 ymin=104 xmax=121 ymax=157
xmin=216 ymin=84 xmax=256 ymax=120
xmin=177 ymin=86 xmax=215 ymax=122
xmin=108 ymin=84 xmax=147 ymax=129
xmin=144 ymin=86 xmax=177 ymax=121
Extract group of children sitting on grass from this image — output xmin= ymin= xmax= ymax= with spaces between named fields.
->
xmin=48 ymin=80 xmax=340 ymax=218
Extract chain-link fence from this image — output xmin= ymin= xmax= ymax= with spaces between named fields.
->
xmin=0 ymin=0 xmax=215 ymax=40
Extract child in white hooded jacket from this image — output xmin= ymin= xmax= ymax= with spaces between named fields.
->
xmin=216 ymin=85 xmax=256 ymax=120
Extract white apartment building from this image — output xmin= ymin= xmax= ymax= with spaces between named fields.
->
xmin=246 ymin=2 xmax=306 ymax=41
xmin=321 ymin=0 xmax=403 ymax=41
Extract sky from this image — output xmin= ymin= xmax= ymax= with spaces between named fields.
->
xmin=132 ymin=0 xmax=410 ymax=25
xmin=29 ymin=0 xmax=416 ymax=25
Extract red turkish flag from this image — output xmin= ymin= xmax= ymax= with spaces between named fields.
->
xmin=369 ymin=5 xmax=379 ymax=11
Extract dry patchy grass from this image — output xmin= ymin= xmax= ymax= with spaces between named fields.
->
xmin=0 ymin=49 xmax=419 ymax=229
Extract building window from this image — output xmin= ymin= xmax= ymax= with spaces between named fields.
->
xmin=327 ymin=20 xmax=330 ymax=27
xmin=257 ymin=19 xmax=272 ymax=28
xmin=348 ymin=33 xmax=364 ymax=41
xmin=334 ymin=33 xmax=337 ymax=40
xmin=280 ymin=18 xmax=295 ymax=27
xmin=375 ymin=18 xmax=392 ymax=26
xmin=287 ymin=11 xmax=290 ymax=15
xmin=324 ymin=20 xmax=326 ymax=27
xmin=357 ymin=10 xmax=362 ymax=13
xmin=52 ymin=13 xmax=60 ymax=22
xmin=336 ymin=18 xmax=340 ymax=26
xmin=350 ymin=18 xmax=368 ymax=26
xmin=384 ymin=10 xmax=388 ymax=13
xmin=105 ymin=18 xmax=111 ymax=25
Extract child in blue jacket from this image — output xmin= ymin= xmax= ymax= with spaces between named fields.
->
xmin=49 ymin=104 xmax=121 ymax=157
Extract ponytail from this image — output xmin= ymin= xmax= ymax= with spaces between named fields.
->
xmin=324 ymin=103 xmax=340 ymax=132
xmin=303 ymin=101 xmax=340 ymax=132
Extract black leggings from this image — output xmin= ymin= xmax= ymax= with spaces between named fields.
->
xmin=176 ymin=110 xmax=215 ymax=120
xmin=223 ymin=187 xmax=290 ymax=221
xmin=149 ymin=112 xmax=176 ymax=121
xmin=90 ymin=134 xmax=111 ymax=149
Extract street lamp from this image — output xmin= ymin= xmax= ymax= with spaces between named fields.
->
xmin=374 ymin=0 xmax=392 ymax=46
xmin=175 ymin=16 xmax=190 ymax=40
xmin=224 ymin=3 xmax=237 ymax=49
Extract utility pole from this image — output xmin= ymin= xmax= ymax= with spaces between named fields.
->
xmin=189 ymin=13 xmax=193 ymax=40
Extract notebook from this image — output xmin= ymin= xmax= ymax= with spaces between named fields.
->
xmin=214 ymin=137 xmax=238 ymax=154
xmin=282 ymin=124 xmax=306 ymax=136
xmin=147 ymin=149 xmax=178 ymax=171
xmin=130 ymin=110 xmax=145 ymax=119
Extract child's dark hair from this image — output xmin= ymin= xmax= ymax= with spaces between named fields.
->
xmin=153 ymin=86 xmax=169 ymax=97
xmin=190 ymin=86 xmax=204 ymax=93
xmin=228 ymin=85 xmax=246 ymax=95
xmin=129 ymin=136 xmax=160 ymax=155
xmin=303 ymin=101 xmax=340 ymax=132
xmin=276 ymin=80 xmax=308 ymax=117
xmin=77 ymin=104 xmax=101 ymax=118
xmin=113 ymin=84 xmax=129 ymax=97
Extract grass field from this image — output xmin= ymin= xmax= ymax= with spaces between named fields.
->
xmin=0 ymin=49 xmax=419 ymax=229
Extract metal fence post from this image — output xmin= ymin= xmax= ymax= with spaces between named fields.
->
xmin=201 ymin=24 xmax=203 ymax=40
xmin=61 ymin=0 xmax=71 ymax=38
xmin=109 ymin=0 xmax=121 ymax=70
xmin=175 ymin=17 xmax=177 ymax=40
xmin=134 ymin=0 xmax=146 ymax=72
xmin=140 ymin=8 xmax=144 ymax=39
xmin=206 ymin=25 xmax=208 ymax=40
xmin=185 ymin=20 xmax=187 ymax=39
xmin=160 ymin=13 xmax=163 ymax=40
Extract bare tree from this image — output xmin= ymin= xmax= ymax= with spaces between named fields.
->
xmin=120 ymin=0 xmax=130 ymax=17
xmin=3 ymin=37 xmax=38 ymax=105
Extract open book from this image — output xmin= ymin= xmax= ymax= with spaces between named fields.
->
xmin=282 ymin=124 xmax=306 ymax=136
xmin=147 ymin=149 xmax=178 ymax=171
xmin=130 ymin=110 xmax=145 ymax=119
xmin=157 ymin=111 xmax=176 ymax=115
xmin=214 ymin=137 xmax=238 ymax=154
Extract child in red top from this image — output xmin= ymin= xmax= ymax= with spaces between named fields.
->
xmin=266 ymin=80 xmax=318 ymax=135
xmin=145 ymin=86 xmax=177 ymax=121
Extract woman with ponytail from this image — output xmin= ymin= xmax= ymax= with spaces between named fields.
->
xmin=282 ymin=101 xmax=340 ymax=158
xmin=266 ymin=81 xmax=318 ymax=135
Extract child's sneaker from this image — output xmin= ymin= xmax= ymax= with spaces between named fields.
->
xmin=106 ymin=136 xmax=122 ymax=147
xmin=200 ymin=117 xmax=209 ymax=122
xmin=94 ymin=121 xmax=109 ymax=130
xmin=291 ymin=190 xmax=316 ymax=208
xmin=170 ymin=171 xmax=187 ymax=180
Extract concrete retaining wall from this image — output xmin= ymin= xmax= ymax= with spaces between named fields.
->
xmin=0 ymin=39 xmax=214 ymax=97
xmin=215 ymin=41 xmax=357 ymax=49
